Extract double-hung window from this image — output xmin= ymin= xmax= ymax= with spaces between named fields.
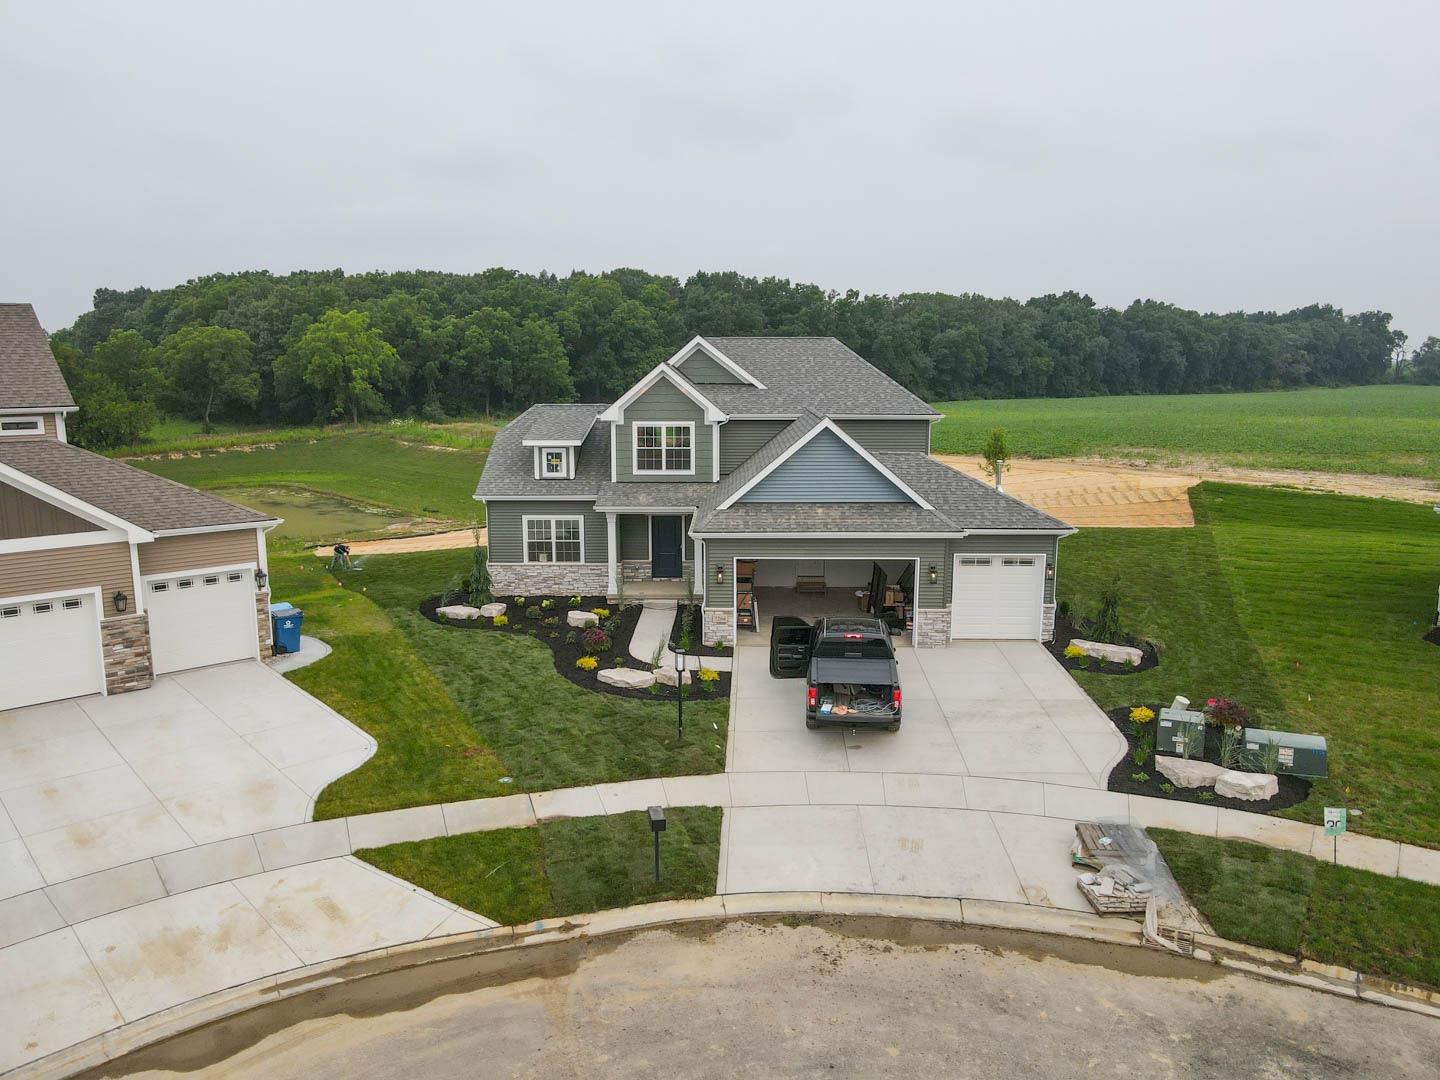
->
xmin=541 ymin=448 xmax=568 ymax=477
xmin=524 ymin=516 xmax=583 ymax=563
xmin=633 ymin=422 xmax=692 ymax=474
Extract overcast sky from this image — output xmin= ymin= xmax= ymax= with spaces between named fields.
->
xmin=2 ymin=1 xmax=1436 ymax=345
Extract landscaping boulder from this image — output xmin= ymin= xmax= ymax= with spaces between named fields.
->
xmin=1071 ymin=638 xmax=1144 ymax=666
xmin=1215 ymin=769 xmax=1279 ymax=801
xmin=1155 ymin=755 xmax=1226 ymax=789
xmin=479 ymin=602 xmax=506 ymax=618
xmin=567 ymin=610 xmax=599 ymax=628
xmin=437 ymin=605 xmax=482 ymax=621
xmin=654 ymin=665 xmax=692 ymax=687
xmin=597 ymin=667 xmax=656 ymax=690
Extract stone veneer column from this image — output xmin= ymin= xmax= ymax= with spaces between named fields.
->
xmin=912 ymin=607 xmax=951 ymax=649
xmin=101 ymin=613 xmax=153 ymax=695
xmin=1041 ymin=603 xmax=1057 ymax=643
xmin=702 ymin=606 xmax=735 ymax=648
xmin=256 ymin=588 xmax=273 ymax=660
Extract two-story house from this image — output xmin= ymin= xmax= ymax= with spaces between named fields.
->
xmin=0 ymin=303 xmax=279 ymax=710
xmin=475 ymin=336 xmax=1072 ymax=648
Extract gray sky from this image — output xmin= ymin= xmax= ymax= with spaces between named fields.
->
xmin=2 ymin=1 xmax=1436 ymax=345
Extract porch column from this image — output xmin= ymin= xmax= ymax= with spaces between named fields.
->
xmin=605 ymin=511 xmax=618 ymax=595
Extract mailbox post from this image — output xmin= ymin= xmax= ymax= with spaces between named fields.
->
xmin=648 ymin=805 xmax=667 ymax=883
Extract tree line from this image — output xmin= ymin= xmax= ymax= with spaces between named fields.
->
xmin=46 ymin=267 xmax=1415 ymax=449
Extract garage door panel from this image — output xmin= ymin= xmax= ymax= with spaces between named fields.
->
xmin=0 ymin=593 xmax=105 ymax=710
xmin=950 ymin=555 xmax=1044 ymax=640
xmin=146 ymin=569 xmax=258 ymax=675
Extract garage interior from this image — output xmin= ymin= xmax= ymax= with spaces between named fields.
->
xmin=735 ymin=558 xmax=916 ymax=646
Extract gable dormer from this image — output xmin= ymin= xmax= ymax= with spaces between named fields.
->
xmin=600 ymin=362 xmax=726 ymax=483
xmin=666 ymin=335 xmax=765 ymax=387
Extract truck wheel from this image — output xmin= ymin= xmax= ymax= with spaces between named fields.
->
xmin=887 ymin=722 xmax=901 ymax=732
xmin=806 ymin=717 xmax=819 ymax=730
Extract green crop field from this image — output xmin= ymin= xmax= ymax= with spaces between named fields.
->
xmin=931 ymin=385 xmax=1440 ymax=481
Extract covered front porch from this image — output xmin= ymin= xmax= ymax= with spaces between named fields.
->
xmin=601 ymin=509 xmax=699 ymax=600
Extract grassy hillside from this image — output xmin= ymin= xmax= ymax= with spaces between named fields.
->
xmin=931 ymin=385 xmax=1440 ymax=481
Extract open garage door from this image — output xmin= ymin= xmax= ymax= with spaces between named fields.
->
xmin=950 ymin=554 xmax=1044 ymax=639
xmin=146 ymin=567 xmax=259 ymax=675
xmin=737 ymin=558 xmax=917 ymax=644
xmin=0 ymin=592 xmax=105 ymax=709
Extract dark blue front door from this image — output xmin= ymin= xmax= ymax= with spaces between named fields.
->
xmin=651 ymin=516 xmax=683 ymax=579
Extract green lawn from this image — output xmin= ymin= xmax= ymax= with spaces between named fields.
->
xmin=128 ymin=431 xmax=489 ymax=524
xmin=334 ymin=550 xmax=728 ymax=792
xmin=1062 ymin=483 xmax=1440 ymax=846
xmin=114 ymin=417 xmax=501 ymax=456
xmin=931 ymin=384 xmax=1440 ymax=481
xmin=359 ymin=807 xmax=723 ymax=927
xmin=1152 ymin=830 xmax=1440 ymax=991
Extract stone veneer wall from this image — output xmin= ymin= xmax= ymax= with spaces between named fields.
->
xmin=1041 ymin=603 xmax=1056 ymax=643
xmin=256 ymin=589 xmax=273 ymax=660
xmin=101 ymin=613 xmax=153 ymax=695
xmin=621 ymin=559 xmax=695 ymax=584
xmin=702 ymin=606 xmax=735 ymax=647
xmin=491 ymin=562 xmax=609 ymax=597
xmin=912 ymin=607 xmax=951 ymax=649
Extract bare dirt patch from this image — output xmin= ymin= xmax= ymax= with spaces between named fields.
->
xmin=308 ymin=528 xmax=483 ymax=557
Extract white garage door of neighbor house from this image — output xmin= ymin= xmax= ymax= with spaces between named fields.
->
xmin=950 ymin=555 xmax=1045 ymax=639
xmin=0 ymin=593 xmax=105 ymax=710
xmin=146 ymin=568 xmax=258 ymax=675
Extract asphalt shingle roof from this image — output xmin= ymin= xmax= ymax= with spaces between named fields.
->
xmin=0 ymin=303 xmax=75 ymax=410
xmin=518 ymin=403 xmax=602 ymax=443
xmin=693 ymin=502 xmax=957 ymax=535
xmin=874 ymin=454 xmax=1069 ymax=532
xmin=0 ymin=439 xmax=276 ymax=532
xmin=474 ymin=405 xmax=610 ymax=499
xmin=593 ymin=480 xmax=718 ymax=511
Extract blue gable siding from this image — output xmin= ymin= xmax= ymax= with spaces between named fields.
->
xmin=739 ymin=429 xmax=910 ymax=503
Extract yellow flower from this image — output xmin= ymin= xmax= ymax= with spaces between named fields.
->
xmin=492 ymin=614 xmax=508 ymax=626
xmin=698 ymin=667 xmax=720 ymax=684
xmin=1064 ymin=643 xmax=1085 ymax=659
xmin=591 ymin=607 xmax=611 ymax=618
xmin=1129 ymin=706 xmax=1155 ymax=725
xmin=576 ymin=656 xmax=598 ymax=671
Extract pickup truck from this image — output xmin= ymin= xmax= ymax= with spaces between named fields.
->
xmin=797 ymin=617 xmax=902 ymax=731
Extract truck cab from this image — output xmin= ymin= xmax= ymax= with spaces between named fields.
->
xmin=800 ymin=617 xmax=902 ymax=731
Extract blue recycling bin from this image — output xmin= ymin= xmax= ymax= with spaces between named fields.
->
xmin=270 ymin=601 xmax=304 ymax=655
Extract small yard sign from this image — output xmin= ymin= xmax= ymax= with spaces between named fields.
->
xmin=1323 ymin=807 xmax=1347 ymax=837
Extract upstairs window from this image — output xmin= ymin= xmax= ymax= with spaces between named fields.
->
xmin=0 ymin=416 xmax=43 ymax=436
xmin=524 ymin=516 xmax=583 ymax=563
xmin=542 ymin=447 xmax=568 ymax=477
xmin=633 ymin=423 xmax=693 ymax=474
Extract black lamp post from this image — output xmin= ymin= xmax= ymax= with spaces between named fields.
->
xmin=674 ymin=647 xmax=687 ymax=742
xmin=647 ymin=805 xmax=666 ymax=883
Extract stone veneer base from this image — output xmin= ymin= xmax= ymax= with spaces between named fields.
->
xmin=702 ymin=606 xmax=735 ymax=648
xmin=101 ymin=613 xmax=154 ymax=695
xmin=256 ymin=589 xmax=274 ymax=660
xmin=1041 ymin=602 xmax=1057 ymax=643
xmin=491 ymin=562 xmax=610 ymax=596
xmin=912 ymin=607 xmax=950 ymax=649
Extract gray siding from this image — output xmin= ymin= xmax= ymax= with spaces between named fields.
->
xmin=740 ymin=429 xmax=908 ymax=503
xmin=702 ymin=538 xmax=948 ymax=609
xmin=618 ymin=514 xmax=648 ymax=560
xmin=836 ymin=419 xmax=931 ymax=453
xmin=718 ymin=419 xmax=790 ymax=475
xmin=945 ymin=534 xmax=1060 ymax=603
xmin=613 ymin=380 xmax=714 ymax=483
xmin=485 ymin=500 xmax=607 ymax=564
xmin=676 ymin=350 xmax=744 ymax=384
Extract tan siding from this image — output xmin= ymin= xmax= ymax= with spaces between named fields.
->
xmin=138 ymin=530 xmax=260 ymax=576
xmin=0 ymin=413 xmax=58 ymax=439
xmin=0 ymin=481 xmax=100 ymax=539
xmin=0 ymin=542 xmax=134 ymax=606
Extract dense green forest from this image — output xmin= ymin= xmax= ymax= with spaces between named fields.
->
xmin=46 ymin=267 xmax=1422 ymax=450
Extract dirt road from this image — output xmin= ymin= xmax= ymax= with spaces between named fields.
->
xmin=308 ymin=527 xmax=485 ymax=557
xmin=99 ymin=918 xmax=1439 ymax=1079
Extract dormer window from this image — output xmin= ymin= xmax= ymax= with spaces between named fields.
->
xmin=534 ymin=445 xmax=573 ymax=479
xmin=0 ymin=415 xmax=44 ymax=436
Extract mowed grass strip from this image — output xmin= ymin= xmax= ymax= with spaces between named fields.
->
xmin=359 ymin=806 xmax=723 ymax=927
xmin=1062 ymin=482 xmax=1440 ymax=847
xmin=268 ymin=553 xmax=509 ymax=818
xmin=1152 ymin=830 xmax=1440 ymax=991
xmin=129 ymin=431 xmax=489 ymax=523
xmin=340 ymin=550 xmax=730 ymax=791
xmin=931 ymin=384 xmax=1440 ymax=481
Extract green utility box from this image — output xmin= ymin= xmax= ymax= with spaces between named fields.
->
xmin=1157 ymin=701 xmax=1206 ymax=757
xmin=1243 ymin=728 xmax=1328 ymax=778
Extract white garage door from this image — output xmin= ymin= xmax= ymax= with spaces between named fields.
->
xmin=950 ymin=554 xmax=1045 ymax=639
xmin=146 ymin=568 xmax=259 ymax=675
xmin=0 ymin=593 xmax=105 ymax=710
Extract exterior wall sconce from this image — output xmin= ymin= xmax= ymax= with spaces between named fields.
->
xmin=927 ymin=565 xmax=938 ymax=585
xmin=112 ymin=591 xmax=128 ymax=614
xmin=1045 ymin=563 xmax=1054 ymax=580
xmin=255 ymin=569 xmax=269 ymax=591
xmin=714 ymin=564 xmax=724 ymax=584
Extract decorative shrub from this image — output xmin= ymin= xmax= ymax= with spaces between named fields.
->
xmin=1130 ymin=772 xmax=1150 ymax=783
xmin=1205 ymin=697 xmax=1250 ymax=728
xmin=612 ymin=656 xmax=628 ymax=667
xmin=1131 ymin=733 xmax=1153 ymax=767
xmin=492 ymin=614 xmax=508 ymax=626
xmin=575 ymin=656 xmax=598 ymax=671
xmin=540 ymin=598 xmax=556 ymax=610
xmin=1129 ymin=706 xmax=1155 ymax=725
xmin=569 ymin=595 xmax=582 ymax=606
xmin=513 ymin=596 xmax=526 ymax=606
xmin=1093 ymin=579 xmax=1123 ymax=642
xmin=1159 ymin=782 xmax=1175 ymax=794
xmin=1063 ymin=643 xmax=1085 ymax=661
xmin=564 ymin=630 xmax=578 ymax=646
xmin=524 ymin=605 xmax=543 ymax=620
xmin=581 ymin=627 xmax=612 ymax=655
xmin=591 ymin=607 xmax=611 ymax=619
xmin=542 ymin=616 xmax=560 ymax=626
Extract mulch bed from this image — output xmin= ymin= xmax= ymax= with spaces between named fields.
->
xmin=419 ymin=594 xmax=731 ymax=701
xmin=1046 ymin=612 xmax=1159 ymax=676
xmin=1104 ymin=705 xmax=1310 ymax=812
xmin=1425 ymin=625 xmax=1440 ymax=648
xmin=666 ymin=603 xmax=732 ymax=660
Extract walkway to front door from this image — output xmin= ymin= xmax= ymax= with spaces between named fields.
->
xmin=650 ymin=515 xmax=683 ymax=579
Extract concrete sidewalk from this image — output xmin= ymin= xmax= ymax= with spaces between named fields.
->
xmin=626 ymin=599 xmax=733 ymax=672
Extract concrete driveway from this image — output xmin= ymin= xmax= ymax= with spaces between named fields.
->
xmin=1 ymin=662 xmax=375 ymax=895
xmin=728 ymin=639 xmax=1125 ymax=787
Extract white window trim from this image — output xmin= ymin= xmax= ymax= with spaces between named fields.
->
xmin=0 ymin=415 xmax=45 ymax=436
xmin=521 ymin=514 xmax=586 ymax=564
xmin=631 ymin=421 xmax=696 ymax=476
xmin=536 ymin=446 xmax=572 ymax=479
xmin=663 ymin=335 xmax=766 ymax=388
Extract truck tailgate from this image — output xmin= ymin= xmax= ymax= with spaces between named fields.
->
xmin=809 ymin=658 xmax=896 ymax=685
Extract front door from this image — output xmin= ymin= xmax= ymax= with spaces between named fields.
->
xmin=650 ymin=515 xmax=684 ymax=579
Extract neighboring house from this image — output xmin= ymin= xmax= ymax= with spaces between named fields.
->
xmin=0 ymin=303 xmax=279 ymax=710
xmin=474 ymin=336 xmax=1072 ymax=648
